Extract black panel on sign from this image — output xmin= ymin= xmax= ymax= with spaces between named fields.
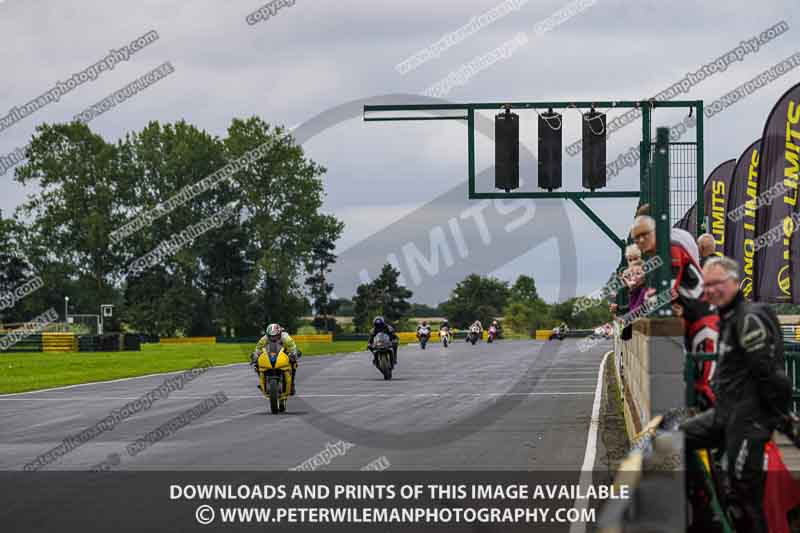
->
xmin=495 ymin=111 xmax=519 ymax=192
xmin=538 ymin=111 xmax=562 ymax=191
xmin=582 ymin=111 xmax=606 ymax=190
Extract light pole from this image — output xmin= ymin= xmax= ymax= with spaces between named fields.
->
xmin=64 ymin=296 xmax=69 ymax=332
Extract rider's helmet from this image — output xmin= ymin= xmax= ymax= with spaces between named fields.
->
xmin=421 ymin=321 xmax=428 ymax=327
xmin=266 ymin=323 xmax=282 ymax=342
xmin=441 ymin=320 xmax=449 ymax=328
xmin=492 ymin=320 xmax=498 ymax=326
xmin=373 ymin=316 xmax=386 ymax=330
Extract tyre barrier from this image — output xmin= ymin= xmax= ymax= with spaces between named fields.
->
xmin=42 ymin=333 xmax=78 ymax=352
xmin=0 ymin=333 xmax=43 ymax=352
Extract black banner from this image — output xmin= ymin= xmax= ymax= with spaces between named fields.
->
xmin=675 ymin=205 xmax=693 ymax=231
xmin=754 ymin=82 xmax=800 ymax=303
xmin=687 ymin=203 xmax=698 ymax=237
xmin=703 ymin=159 xmax=736 ymax=256
xmin=725 ymin=139 xmax=761 ymax=299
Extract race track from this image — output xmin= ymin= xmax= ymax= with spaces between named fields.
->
xmin=0 ymin=339 xmax=611 ymax=472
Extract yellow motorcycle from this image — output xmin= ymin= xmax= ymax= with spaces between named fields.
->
xmin=256 ymin=340 xmax=293 ymax=414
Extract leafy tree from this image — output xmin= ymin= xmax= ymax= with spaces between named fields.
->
xmin=409 ymin=303 xmax=443 ymax=317
xmin=117 ymin=120 xmax=231 ymax=336
xmin=353 ymin=283 xmax=382 ymax=333
xmin=504 ymin=301 xmax=543 ymax=336
xmin=11 ymin=116 xmax=343 ymax=337
xmin=441 ymin=274 xmax=509 ymax=328
xmin=331 ymin=298 xmax=354 ymax=316
xmin=14 ymin=122 xmax=127 ymax=319
xmin=225 ymin=117 xmax=340 ymax=335
xmin=502 ymin=275 xmax=550 ymax=335
xmin=550 ymin=297 xmax=612 ymax=329
xmin=372 ymin=264 xmax=412 ymax=324
xmin=0 ymin=213 xmax=34 ymax=324
xmin=305 ymin=227 xmax=344 ymax=333
xmin=352 ymin=264 xmax=413 ymax=332
xmin=510 ymin=275 xmax=541 ymax=303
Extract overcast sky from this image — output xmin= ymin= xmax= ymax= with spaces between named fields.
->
xmin=1 ymin=0 xmax=799 ymax=305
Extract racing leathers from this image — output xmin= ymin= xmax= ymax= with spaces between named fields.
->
xmin=669 ymin=228 xmax=719 ymax=408
xmin=680 ymin=290 xmax=791 ymax=533
xmin=253 ymin=331 xmax=300 ymax=395
xmin=368 ymin=323 xmax=399 ymax=366
xmin=468 ymin=321 xmax=483 ymax=342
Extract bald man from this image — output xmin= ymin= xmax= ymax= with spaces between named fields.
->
xmin=697 ymin=233 xmax=716 ymax=267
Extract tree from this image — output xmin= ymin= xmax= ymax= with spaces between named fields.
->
xmin=225 ymin=117 xmax=341 ymax=335
xmin=503 ymin=275 xmax=550 ymax=335
xmin=11 ymin=116 xmax=343 ymax=336
xmin=117 ymin=120 xmax=231 ymax=336
xmin=550 ymin=297 xmax=612 ymax=329
xmin=504 ymin=301 xmax=543 ymax=336
xmin=409 ymin=303 xmax=443 ymax=317
xmin=352 ymin=263 xmax=413 ymax=332
xmin=305 ymin=224 xmax=344 ymax=333
xmin=14 ymin=122 xmax=127 ymax=319
xmin=353 ymin=283 xmax=382 ymax=333
xmin=0 ymin=213 xmax=34 ymax=324
xmin=441 ymin=274 xmax=509 ymax=328
xmin=510 ymin=275 xmax=540 ymax=303
xmin=331 ymin=298 xmax=354 ymax=316
xmin=372 ymin=264 xmax=412 ymax=324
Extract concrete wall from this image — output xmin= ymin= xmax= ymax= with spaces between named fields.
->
xmin=618 ymin=318 xmax=685 ymax=441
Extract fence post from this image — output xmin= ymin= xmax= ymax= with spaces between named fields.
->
xmin=651 ymin=127 xmax=672 ymax=317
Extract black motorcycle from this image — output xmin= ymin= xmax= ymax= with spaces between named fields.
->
xmin=370 ymin=332 xmax=394 ymax=380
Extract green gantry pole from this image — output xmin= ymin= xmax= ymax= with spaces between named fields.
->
xmin=695 ymin=101 xmax=704 ymax=236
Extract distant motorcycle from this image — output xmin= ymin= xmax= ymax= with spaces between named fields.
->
xmin=550 ymin=324 xmax=568 ymax=341
xmin=466 ymin=325 xmax=481 ymax=345
xmin=487 ymin=325 xmax=498 ymax=343
xmin=369 ymin=332 xmax=394 ymax=380
xmin=417 ymin=326 xmax=431 ymax=349
xmin=439 ymin=327 xmax=451 ymax=348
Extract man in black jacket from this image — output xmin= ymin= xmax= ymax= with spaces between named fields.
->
xmin=367 ymin=316 xmax=399 ymax=367
xmin=680 ymin=256 xmax=792 ymax=533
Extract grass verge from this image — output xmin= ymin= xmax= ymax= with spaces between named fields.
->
xmin=0 ymin=341 xmax=366 ymax=394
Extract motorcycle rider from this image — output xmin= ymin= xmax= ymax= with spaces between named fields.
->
xmin=489 ymin=319 xmax=500 ymax=338
xmin=439 ymin=319 xmax=451 ymax=341
xmin=368 ymin=316 xmax=399 ymax=367
xmin=468 ymin=320 xmax=483 ymax=341
xmin=416 ymin=320 xmax=431 ymax=337
xmin=252 ymin=323 xmax=301 ymax=396
xmin=680 ymin=256 xmax=792 ymax=533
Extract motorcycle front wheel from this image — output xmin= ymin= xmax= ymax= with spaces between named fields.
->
xmin=381 ymin=355 xmax=392 ymax=380
xmin=268 ymin=378 xmax=280 ymax=414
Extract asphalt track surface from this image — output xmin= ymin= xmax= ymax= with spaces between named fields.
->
xmin=0 ymin=338 xmax=611 ymax=471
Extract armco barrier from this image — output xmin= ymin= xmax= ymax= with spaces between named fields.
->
xmin=160 ymin=337 xmax=217 ymax=345
xmin=42 ymin=333 xmax=77 ymax=352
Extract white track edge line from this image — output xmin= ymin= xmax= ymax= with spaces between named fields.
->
xmin=569 ymin=349 xmax=611 ymax=533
